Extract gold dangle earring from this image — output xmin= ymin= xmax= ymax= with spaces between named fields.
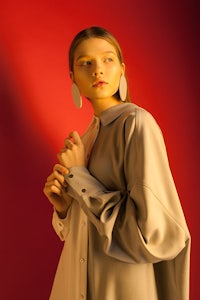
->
xmin=119 ymin=74 xmax=127 ymax=102
xmin=71 ymin=83 xmax=82 ymax=108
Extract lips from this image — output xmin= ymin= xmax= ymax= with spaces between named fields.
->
xmin=92 ymin=80 xmax=108 ymax=87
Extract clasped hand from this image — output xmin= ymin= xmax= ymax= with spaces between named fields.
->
xmin=43 ymin=131 xmax=85 ymax=218
xmin=57 ymin=131 xmax=86 ymax=169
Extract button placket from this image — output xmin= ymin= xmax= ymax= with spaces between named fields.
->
xmin=79 ymin=211 xmax=88 ymax=299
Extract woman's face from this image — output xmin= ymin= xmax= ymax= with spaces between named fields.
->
xmin=71 ymin=38 xmax=125 ymax=102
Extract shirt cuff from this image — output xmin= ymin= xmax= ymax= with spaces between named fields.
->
xmin=64 ymin=166 xmax=106 ymax=199
xmin=52 ymin=208 xmax=70 ymax=241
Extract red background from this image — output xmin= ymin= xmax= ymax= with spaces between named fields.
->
xmin=0 ymin=1 xmax=199 ymax=299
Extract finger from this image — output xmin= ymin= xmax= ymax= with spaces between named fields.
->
xmin=48 ymin=184 xmax=62 ymax=196
xmin=43 ymin=181 xmax=62 ymax=197
xmin=53 ymin=171 xmax=67 ymax=187
xmin=53 ymin=164 xmax=69 ymax=175
xmin=46 ymin=170 xmax=68 ymax=189
xmin=64 ymin=138 xmax=74 ymax=149
xmin=45 ymin=178 xmax=62 ymax=189
xmin=46 ymin=173 xmax=59 ymax=182
xmin=58 ymin=146 xmax=73 ymax=155
xmin=69 ymin=131 xmax=82 ymax=146
xmin=46 ymin=171 xmax=64 ymax=183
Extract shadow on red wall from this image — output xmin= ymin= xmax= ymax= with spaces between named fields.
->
xmin=0 ymin=56 xmax=63 ymax=299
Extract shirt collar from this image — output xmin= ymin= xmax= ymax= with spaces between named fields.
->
xmin=97 ymin=103 xmax=135 ymax=126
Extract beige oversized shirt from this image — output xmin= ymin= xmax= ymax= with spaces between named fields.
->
xmin=50 ymin=103 xmax=190 ymax=300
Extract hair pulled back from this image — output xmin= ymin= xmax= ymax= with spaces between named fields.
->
xmin=68 ymin=26 xmax=130 ymax=102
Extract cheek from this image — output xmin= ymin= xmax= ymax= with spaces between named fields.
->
xmin=109 ymin=67 xmax=121 ymax=86
xmin=74 ymin=76 xmax=89 ymax=95
xmin=74 ymin=73 xmax=86 ymax=87
xmin=108 ymin=65 xmax=122 ymax=79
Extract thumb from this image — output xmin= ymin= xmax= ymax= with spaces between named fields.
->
xmin=69 ymin=131 xmax=82 ymax=146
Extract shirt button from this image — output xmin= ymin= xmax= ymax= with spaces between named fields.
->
xmin=80 ymin=258 xmax=86 ymax=263
xmin=68 ymin=174 xmax=74 ymax=178
xmin=81 ymin=188 xmax=86 ymax=193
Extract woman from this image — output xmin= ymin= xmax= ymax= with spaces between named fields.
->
xmin=43 ymin=26 xmax=190 ymax=300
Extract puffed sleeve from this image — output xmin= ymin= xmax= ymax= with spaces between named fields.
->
xmin=64 ymin=108 xmax=190 ymax=264
xmin=113 ymin=108 xmax=190 ymax=263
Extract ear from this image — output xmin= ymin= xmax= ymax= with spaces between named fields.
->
xmin=70 ymin=71 xmax=75 ymax=82
xmin=121 ymin=63 xmax=126 ymax=75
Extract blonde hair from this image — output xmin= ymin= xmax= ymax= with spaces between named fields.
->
xmin=68 ymin=26 xmax=131 ymax=102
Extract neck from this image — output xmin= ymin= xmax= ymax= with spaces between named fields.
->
xmin=90 ymin=97 xmax=123 ymax=116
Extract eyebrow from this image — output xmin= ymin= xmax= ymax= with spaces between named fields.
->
xmin=75 ymin=51 xmax=117 ymax=61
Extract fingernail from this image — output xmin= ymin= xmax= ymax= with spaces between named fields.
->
xmin=63 ymin=168 xmax=69 ymax=175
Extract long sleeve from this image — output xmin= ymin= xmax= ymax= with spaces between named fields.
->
xmin=64 ymin=107 xmax=190 ymax=265
xmin=64 ymin=166 xmax=122 ymax=236
xmin=115 ymin=108 xmax=190 ymax=262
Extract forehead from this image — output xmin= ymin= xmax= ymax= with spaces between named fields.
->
xmin=74 ymin=38 xmax=117 ymax=59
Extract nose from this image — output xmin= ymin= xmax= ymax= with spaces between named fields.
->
xmin=92 ymin=61 xmax=103 ymax=77
xmin=93 ymin=70 xmax=103 ymax=77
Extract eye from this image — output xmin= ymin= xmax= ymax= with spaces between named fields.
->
xmin=80 ymin=60 xmax=92 ymax=67
xmin=104 ymin=57 xmax=113 ymax=63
